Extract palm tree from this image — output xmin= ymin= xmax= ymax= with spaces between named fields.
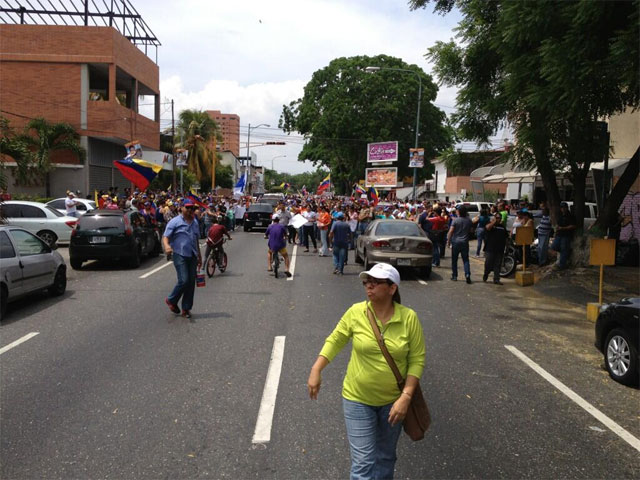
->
xmin=175 ymin=109 xmax=221 ymax=187
xmin=19 ymin=118 xmax=86 ymax=197
xmin=0 ymin=117 xmax=33 ymax=190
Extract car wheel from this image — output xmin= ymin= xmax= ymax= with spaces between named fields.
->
xmin=37 ymin=230 xmax=57 ymax=247
xmin=149 ymin=239 xmax=161 ymax=258
xmin=129 ymin=246 xmax=141 ymax=268
xmin=364 ymin=252 xmax=371 ymax=271
xmin=244 ymin=226 xmax=252 ymax=232
xmin=49 ymin=266 xmax=67 ymax=296
xmin=355 ymin=248 xmax=364 ymax=265
xmin=0 ymin=285 xmax=7 ymax=321
xmin=70 ymin=258 xmax=83 ymax=270
xmin=604 ymin=328 xmax=639 ymax=387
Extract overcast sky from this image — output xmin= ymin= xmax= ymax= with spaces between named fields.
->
xmin=135 ymin=0 xmax=464 ymax=174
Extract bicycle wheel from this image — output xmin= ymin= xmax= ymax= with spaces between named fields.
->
xmin=206 ymin=254 xmax=216 ymax=278
xmin=218 ymin=252 xmax=228 ymax=273
xmin=273 ymin=255 xmax=279 ymax=278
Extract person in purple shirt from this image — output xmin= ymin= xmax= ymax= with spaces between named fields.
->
xmin=265 ymin=215 xmax=292 ymax=277
xmin=162 ymin=199 xmax=202 ymax=318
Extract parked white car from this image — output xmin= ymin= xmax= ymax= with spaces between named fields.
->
xmin=0 ymin=201 xmax=78 ymax=246
xmin=0 ymin=226 xmax=67 ymax=321
xmin=46 ymin=197 xmax=97 ymax=216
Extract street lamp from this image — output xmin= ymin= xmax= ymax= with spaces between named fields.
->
xmin=365 ymin=66 xmax=422 ymax=202
xmin=271 ymin=154 xmax=287 ymax=172
xmin=246 ymin=123 xmax=270 ymax=195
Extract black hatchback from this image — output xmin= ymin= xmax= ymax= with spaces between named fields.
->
xmin=595 ymin=297 xmax=639 ymax=387
xmin=243 ymin=203 xmax=273 ymax=232
xmin=69 ymin=209 xmax=162 ymax=269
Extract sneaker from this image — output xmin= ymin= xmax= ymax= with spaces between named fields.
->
xmin=181 ymin=310 xmax=192 ymax=318
xmin=337 ymin=271 xmax=344 ymax=275
xmin=482 ymin=273 xmax=488 ymax=282
xmin=303 ymin=249 xmax=309 ymax=252
xmin=450 ymin=276 xmax=457 ymax=281
xmin=165 ymin=298 xmax=180 ymax=314
xmin=466 ymin=277 xmax=472 ymax=284
xmin=285 ymin=271 xmax=292 ymax=278
xmin=333 ymin=269 xmax=338 ymax=274
xmin=313 ymin=249 xmax=318 ymax=253
xmin=493 ymin=280 xmax=504 ymax=285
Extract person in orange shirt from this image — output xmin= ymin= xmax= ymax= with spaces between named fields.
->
xmin=317 ymin=205 xmax=332 ymax=257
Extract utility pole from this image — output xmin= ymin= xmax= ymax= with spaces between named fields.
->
xmin=171 ymin=99 xmax=176 ymax=191
xmin=211 ymin=135 xmax=217 ymax=193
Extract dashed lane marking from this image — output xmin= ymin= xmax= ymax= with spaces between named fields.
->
xmin=418 ymin=279 xmax=428 ymax=286
xmin=287 ymin=245 xmax=297 ymax=281
xmin=0 ymin=332 xmax=39 ymax=356
xmin=252 ymin=336 xmax=286 ymax=444
xmin=505 ymin=345 xmax=640 ymax=454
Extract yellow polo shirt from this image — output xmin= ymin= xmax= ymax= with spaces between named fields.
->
xmin=319 ymin=301 xmax=426 ymax=406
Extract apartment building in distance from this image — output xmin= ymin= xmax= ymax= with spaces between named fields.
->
xmin=206 ymin=110 xmax=240 ymax=157
xmin=0 ymin=3 xmax=165 ymax=198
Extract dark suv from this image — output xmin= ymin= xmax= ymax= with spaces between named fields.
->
xmin=69 ymin=210 xmax=161 ymax=269
xmin=243 ymin=203 xmax=273 ymax=232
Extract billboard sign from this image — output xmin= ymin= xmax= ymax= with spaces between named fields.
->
xmin=365 ymin=167 xmax=398 ymax=187
xmin=409 ymin=148 xmax=425 ymax=168
xmin=367 ymin=141 xmax=398 ymax=163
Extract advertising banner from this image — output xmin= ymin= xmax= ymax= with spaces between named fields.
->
xmin=409 ymin=148 xmax=425 ymax=168
xmin=367 ymin=141 xmax=398 ymax=163
xmin=365 ymin=167 xmax=398 ymax=187
xmin=175 ymin=149 xmax=188 ymax=167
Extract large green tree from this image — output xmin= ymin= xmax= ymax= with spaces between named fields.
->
xmin=175 ymin=109 xmax=221 ymax=188
xmin=280 ymin=54 xmax=454 ymax=194
xmin=416 ymin=0 xmax=639 ymax=230
xmin=19 ymin=117 xmax=86 ymax=197
xmin=0 ymin=116 xmax=32 ymax=189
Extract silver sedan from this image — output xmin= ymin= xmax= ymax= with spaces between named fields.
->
xmin=355 ymin=219 xmax=433 ymax=278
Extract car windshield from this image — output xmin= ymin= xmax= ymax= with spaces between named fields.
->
xmin=45 ymin=205 xmax=64 ymax=217
xmin=375 ymin=222 xmax=422 ymax=236
xmin=78 ymin=215 xmax=124 ymax=231
xmin=249 ymin=204 xmax=273 ymax=213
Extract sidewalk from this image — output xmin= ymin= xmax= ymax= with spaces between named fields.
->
xmin=468 ymin=239 xmax=639 ymax=307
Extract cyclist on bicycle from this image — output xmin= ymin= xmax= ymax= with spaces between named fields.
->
xmin=265 ymin=214 xmax=292 ymax=277
xmin=205 ymin=215 xmax=232 ymax=262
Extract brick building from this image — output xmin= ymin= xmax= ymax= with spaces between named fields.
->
xmin=0 ymin=22 xmax=164 ymax=197
xmin=206 ymin=110 xmax=240 ymax=157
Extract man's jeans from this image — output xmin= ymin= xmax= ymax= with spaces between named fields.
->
xmin=551 ymin=235 xmax=571 ymax=268
xmin=475 ymin=227 xmax=485 ymax=256
xmin=168 ymin=253 xmax=198 ymax=311
xmin=537 ymin=233 xmax=550 ymax=265
xmin=343 ymin=398 xmax=403 ymax=480
xmin=333 ymin=245 xmax=347 ymax=273
xmin=451 ymin=241 xmax=471 ymax=279
xmin=320 ymin=229 xmax=329 ymax=256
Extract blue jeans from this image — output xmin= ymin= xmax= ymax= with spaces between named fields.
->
xmin=333 ymin=245 xmax=347 ymax=273
xmin=343 ymin=398 xmax=403 ymax=480
xmin=451 ymin=241 xmax=471 ymax=279
xmin=551 ymin=235 xmax=571 ymax=268
xmin=475 ymin=228 xmax=485 ymax=255
xmin=168 ymin=253 xmax=198 ymax=311
xmin=537 ymin=233 xmax=550 ymax=265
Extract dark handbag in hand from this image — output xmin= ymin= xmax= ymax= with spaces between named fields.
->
xmin=366 ymin=306 xmax=431 ymax=441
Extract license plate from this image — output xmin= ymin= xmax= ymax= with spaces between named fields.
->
xmin=89 ymin=236 xmax=107 ymax=244
xmin=255 ymin=222 xmax=263 ymax=226
xmin=397 ymin=258 xmax=411 ymax=266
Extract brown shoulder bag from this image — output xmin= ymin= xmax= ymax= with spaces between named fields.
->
xmin=366 ymin=306 xmax=431 ymax=441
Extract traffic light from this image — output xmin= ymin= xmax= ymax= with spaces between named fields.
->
xmin=265 ymin=141 xmax=286 ymax=145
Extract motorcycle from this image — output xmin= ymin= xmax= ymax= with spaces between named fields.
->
xmin=500 ymin=237 xmax=538 ymax=277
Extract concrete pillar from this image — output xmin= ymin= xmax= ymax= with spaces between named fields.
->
xmin=108 ymin=64 xmax=116 ymax=102
xmin=154 ymin=94 xmax=160 ymax=123
xmin=80 ymin=64 xmax=88 ymax=129
xmin=131 ymin=78 xmax=138 ymax=112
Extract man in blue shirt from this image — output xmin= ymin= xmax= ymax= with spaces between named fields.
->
xmin=329 ymin=212 xmax=351 ymax=275
xmin=162 ymin=199 xmax=202 ymax=318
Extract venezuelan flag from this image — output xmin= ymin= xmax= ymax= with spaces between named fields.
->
xmin=113 ymin=158 xmax=162 ymax=191
xmin=316 ymin=174 xmax=331 ymax=194
xmin=354 ymin=184 xmax=366 ymax=195
xmin=368 ymin=186 xmax=379 ymax=206
xmin=187 ymin=191 xmax=208 ymax=208
xmin=283 ymin=182 xmax=291 ymax=190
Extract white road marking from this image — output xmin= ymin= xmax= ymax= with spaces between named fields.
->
xmin=139 ymin=261 xmax=172 ymax=279
xmin=287 ymin=245 xmax=297 ymax=281
xmin=252 ymin=336 xmax=286 ymax=444
xmin=505 ymin=345 xmax=640 ymax=454
xmin=0 ymin=332 xmax=39 ymax=356
xmin=418 ymin=279 xmax=428 ymax=286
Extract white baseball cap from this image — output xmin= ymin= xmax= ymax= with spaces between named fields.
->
xmin=359 ymin=263 xmax=400 ymax=286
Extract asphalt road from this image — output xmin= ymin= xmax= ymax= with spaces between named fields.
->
xmin=1 ymin=230 xmax=639 ymax=479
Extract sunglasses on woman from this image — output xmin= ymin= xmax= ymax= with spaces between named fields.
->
xmin=362 ymin=277 xmax=390 ymax=287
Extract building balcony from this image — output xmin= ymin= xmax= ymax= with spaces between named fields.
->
xmin=84 ymin=100 xmax=159 ymax=150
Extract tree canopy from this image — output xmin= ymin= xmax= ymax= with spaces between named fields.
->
xmin=279 ymin=54 xmax=454 ymax=194
xmin=176 ymin=109 xmax=221 ymax=188
xmin=418 ymin=0 xmax=639 ymax=229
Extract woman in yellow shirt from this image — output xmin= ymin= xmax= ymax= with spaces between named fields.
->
xmin=307 ymin=263 xmax=426 ymax=479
